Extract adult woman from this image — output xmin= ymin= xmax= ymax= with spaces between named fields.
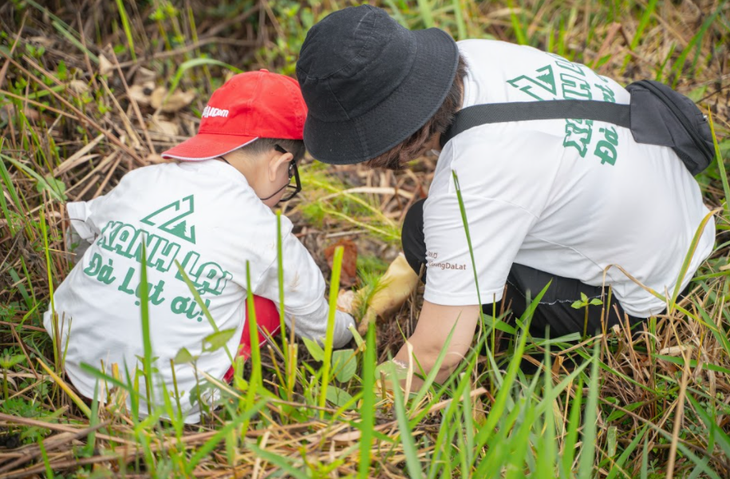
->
xmin=296 ymin=5 xmax=715 ymax=382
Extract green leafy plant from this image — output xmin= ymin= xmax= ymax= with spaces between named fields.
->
xmin=571 ymin=292 xmax=603 ymax=338
xmin=0 ymin=350 xmax=26 ymax=401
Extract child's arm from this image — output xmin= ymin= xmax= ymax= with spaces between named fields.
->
xmin=254 ymin=232 xmax=355 ymax=348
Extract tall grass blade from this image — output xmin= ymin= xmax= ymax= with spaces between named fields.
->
xmin=461 ymin=376 xmax=475 ymax=467
xmin=451 ymin=168 xmax=499 ymax=390
xmin=389 ymin=360 xmax=424 ymax=479
xmin=708 ymin=111 xmax=730 ymax=215
xmin=115 ymin=0 xmax=137 ymax=61
xmin=561 ymin=377 xmax=583 ymax=477
xmin=1 ymin=153 xmax=65 ymax=202
xmin=319 ymin=245 xmax=343 ymax=416
xmin=51 ymin=20 xmax=99 ymax=64
xmin=138 ymin=243 xmax=154 ymax=413
xmin=607 ymin=424 xmax=649 ymax=479
xmin=668 ymin=2 xmax=725 ymax=86
xmin=38 ymin=438 xmax=54 ymax=479
xmin=452 ymin=0 xmax=466 ymax=40
xmin=640 ymin=433 xmax=650 ymax=479
xmin=416 ymin=0 xmax=434 ymax=28
xmin=622 ymin=0 xmax=658 ymax=71
xmin=687 ymin=393 xmax=730 ymax=458
xmin=578 ymin=340 xmax=600 ymax=478
xmin=184 ymin=400 xmax=267 ymax=475
xmin=276 ymin=211 xmax=289 ymax=372
xmin=241 ymin=261 xmax=262 ymax=433
xmin=632 ymin=0 xmax=657 ymax=49
xmin=536 ymin=348 xmax=556 ymax=477
xmin=409 ymin=321 xmax=459 ymax=414
xmin=246 ymin=261 xmax=262 ymax=388
xmin=247 ymin=443 xmax=310 ymax=479
xmin=175 ymin=262 xmax=234 ymax=363
xmin=84 ymin=382 xmax=100 ymax=457
xmin=472 ymin=288 xmax=544 ymax=451
xmin=167 ymin=59 xmax=242 ymax=104
xmin=37 ymin=356 xmax=91 ymax=418
xmin=358 ymin=322 xmax=376 ymax=478
xmin=0 ymin=140 xmax=18 ymax=236
xmin=507 ymin=0 xmax=528 ymax=45
xmin=669 ymin=208 xmax=717 ymax=311
xmin=427 ymin=335 xmax=487 ymax=478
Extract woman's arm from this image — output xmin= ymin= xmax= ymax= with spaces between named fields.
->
xmin=394 ymin=300 xmax=480 ymax=386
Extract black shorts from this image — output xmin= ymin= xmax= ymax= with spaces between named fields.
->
xmin=401 ymin=199 xmax=647 ymax=338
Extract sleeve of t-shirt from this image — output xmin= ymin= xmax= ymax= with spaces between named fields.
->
xmin=253 ymin=231 xmax=355 ymax=348
xmin=64 ymin=166 xmax=146 ymax=243
xmin=66 ymin=195 xmax=108 ymax=243
xmin=422 ymin=191 xmax=538 ymax=307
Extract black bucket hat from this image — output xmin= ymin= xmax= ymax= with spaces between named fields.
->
xmin=296 ymin=5 xmax=459 ymax=165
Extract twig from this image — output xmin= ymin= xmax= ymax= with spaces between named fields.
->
xmin=0 ymin=52 xmax=145 ymax=166
xmin=666 ymin=319 xmax=692 ymax=479
xmin=115 ymin=37 xmax=259 ymax=69
xmin=596 ymin=397 xmax=707 ymax=457
xmin=0 ymin=321 xmax=45 ymax=333
xmin=0 ymin=451 xmax=129 ymax=479
xmin=92 ymin=151 xmax=123 ymax=199
xmin=53 ymin=133 xmax=105 ymax=176
xmin=0 ymin=421 xmax=109 ymax=474
xmin=110 ymin=49 xmax=155 ymax=154
xmin=35 ymin=358 xmax=91 ymax=418
xmin=0 ymin=12 xmax=26 ymax=90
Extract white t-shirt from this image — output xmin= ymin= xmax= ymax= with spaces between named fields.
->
xmin=44 ymin=160 xmax=354 ymax=423
xmin=423 ymin=40 xmax=715 ymax=317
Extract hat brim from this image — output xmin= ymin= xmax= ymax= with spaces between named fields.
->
xmin=161 ymin=133 xmax=258 ymax=161
xmin=303 ymin=27 xmax=459 ymax=165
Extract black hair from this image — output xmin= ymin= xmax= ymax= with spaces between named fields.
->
xmin=239 ymin=138 xmax=306 ymax=162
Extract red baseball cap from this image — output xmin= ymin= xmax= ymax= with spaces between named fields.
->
xmin=161 ymin=69 xmax=307 ymax=161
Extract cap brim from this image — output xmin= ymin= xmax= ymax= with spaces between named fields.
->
xmin=303 ymin=27 xmax=459 ymax=165
xmin=161 ymin=133 xmax=258 ymax=161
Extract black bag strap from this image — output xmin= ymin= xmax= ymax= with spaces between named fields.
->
xmin=440 ymin=100 xmax=631 ymax=148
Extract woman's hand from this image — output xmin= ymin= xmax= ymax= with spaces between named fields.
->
xmin=357 ymin=253 xmax=419 ymax=334
xmin=394 ymin=301 xmax=481 ymax=387
xmin=336 ymin=289 xmax=356 ymax=314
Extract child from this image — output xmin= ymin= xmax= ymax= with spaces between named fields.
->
xmin=43 ymin=70 xmax=355 ymax=423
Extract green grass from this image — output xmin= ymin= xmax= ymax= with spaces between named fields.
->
xmin=0 ymin=0 xmax=729 ymax=477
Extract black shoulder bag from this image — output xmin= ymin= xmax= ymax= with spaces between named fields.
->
xmin=440 ymin=80 xmax=715 ymax=176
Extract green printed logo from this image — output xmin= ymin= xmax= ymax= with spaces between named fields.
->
xmin=507 ymin=65 xmax=557 ymax=101
xmin=175 ymin=251 xmax=232 ymax=296
xmin=560 ymin=73 xmax=592 ymax=100
xmin=89 ymin=218 xmax=234 ymax=316
xmin=508 ymin=58 xmax=622 ymax=166
xmin=100 ymin=221 xmax=180 ymax=273
xmin=547 ymin=53 xmax=586 ymax=77
xmin=594 ymin=82 xmax=616 ymax=102
xmin=141 ymin=195 xmax=197 ymax=244
xmin=563 ymin=119 xmax=593 ymax=158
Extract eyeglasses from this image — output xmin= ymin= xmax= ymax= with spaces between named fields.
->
xmin=259 ymin=145 xmax=301 ymax=203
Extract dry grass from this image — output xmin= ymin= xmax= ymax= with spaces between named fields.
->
xmin=0 ymin=0 xmax=729 ymax=477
